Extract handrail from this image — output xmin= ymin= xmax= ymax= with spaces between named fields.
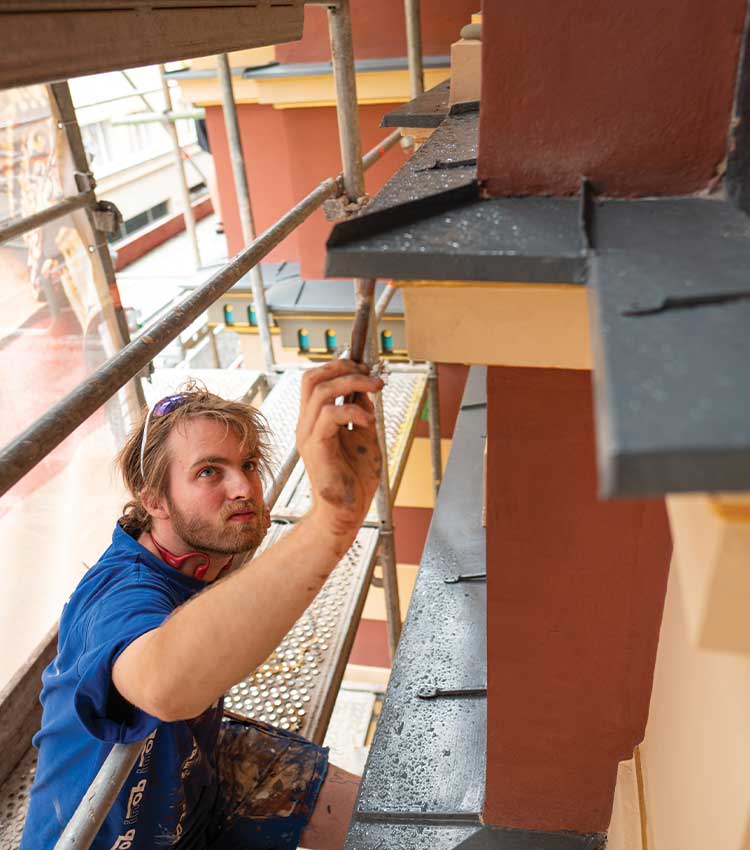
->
xmin=0 ymin=131 xmax=399 ymax=500
xmin=0 ymin=191 xmax=94 ymax=245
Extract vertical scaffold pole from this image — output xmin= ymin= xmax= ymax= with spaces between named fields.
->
xmin=159 ymin=64 xmax=201 ymax=270
xmin=327 ymin=0 xmax=365 ymax=204
xmin=366 ymin=288 xmax=402 ymax=655
xmin=404 ymin=0 xmax=425 ymax=97
xmin=49 ymin=82 xmax=144 ymax=427
xmin=328 ymin=0 xmax=402 ymax=656
xmin=216 ymin=53 xmax=275 ymax=374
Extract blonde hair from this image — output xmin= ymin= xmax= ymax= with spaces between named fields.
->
xmin=117 ymin=382 xmax=272 ymax=535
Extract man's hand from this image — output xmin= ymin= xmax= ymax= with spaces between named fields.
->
xmin=296 ymin=360 xmax=384 ymax=544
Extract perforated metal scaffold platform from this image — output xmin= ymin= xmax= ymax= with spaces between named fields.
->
xmin=0 ymin=750 xmax=35 ymax=850
xmin=223 ymin=523 xmax=380 ymax=743
xmin=141 ymin=368 xmax=265 ymax=410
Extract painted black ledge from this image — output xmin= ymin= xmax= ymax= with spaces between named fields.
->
xmin=589 ymin=197 xmax=750 ymax=497
xmin=167 ymin=55 xmax=450 ymax=81
xmin=326 ymin=111 xmax=587 ymax=283
xmin=381 ymin=78 xmax=451 ymax=128
xmin=326 ymin=103 xmax=750 ymax=496
xmin=345 ymin=367 xmax=488 ymax=844
xmin=345 ymin=823 xmax=606 ymax=850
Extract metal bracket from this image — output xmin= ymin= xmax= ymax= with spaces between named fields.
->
xmin=323 ymin=193 xmax=371 ymax=222
xmin=443 ymin=572 xmax=486 ymax=584
xmin=91 ymin=200 xmax=124 ymax=234
xmin=74 ymin=170 xmax=96 ymax=193
xmin=418 ymin=686 xmax=487 ymax=700
xmin=579 ymin=176 xmax=594 ymax=252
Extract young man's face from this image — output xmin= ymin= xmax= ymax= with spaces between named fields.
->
xmin=162 ymin=416 xmax=267 ymax=556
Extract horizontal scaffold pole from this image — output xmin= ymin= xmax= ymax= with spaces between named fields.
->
xmin=0 ymin=191 xmax=94 ymax=246
xmin=0 ymin=130 xmax=401 ymax=499
xmin=373 ymin=282 xmax=396 ymax=323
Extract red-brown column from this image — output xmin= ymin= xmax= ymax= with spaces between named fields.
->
xmin=484 ymin=367 xmax=672 ymax=832
xmin=477 ymin=0 xmax=745 ymax=197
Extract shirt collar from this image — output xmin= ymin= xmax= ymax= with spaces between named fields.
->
xmin=112 ymin=522 xmax=206 ymax=591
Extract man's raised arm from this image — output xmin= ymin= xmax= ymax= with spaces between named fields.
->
xmin=113 ymin=360 xmax=383 ymax=722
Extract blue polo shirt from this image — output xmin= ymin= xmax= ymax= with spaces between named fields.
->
xmin=20 ymin=524 xmax=223 ymax=850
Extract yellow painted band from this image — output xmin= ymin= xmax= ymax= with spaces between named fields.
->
xmin=207 ymin=323 xmax=280 ymax=335
xmin=273 ymin=313 xmax=404 ymax=321
xmin=710 ymin=502 xmax=750 ymax=522
xmin=274 ymin=98 xmax=409 ymax=110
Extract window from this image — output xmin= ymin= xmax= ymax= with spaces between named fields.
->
xmin=108 ymin=200 xmax=170 ymax=243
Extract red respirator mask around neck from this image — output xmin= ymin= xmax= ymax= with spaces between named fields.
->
xmin=150 ymin=534 xmax=232 ymax=582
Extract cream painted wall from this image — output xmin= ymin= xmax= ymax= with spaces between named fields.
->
xmin=607 ymin=758 xmax=645 ymax=850
xmin=97 ymin=148 xmax=211 ymax=220
xmin=401 ymin=284 xmax=591 ymax=369
xmin=638 ymin=565 xmax=750 ymax=850
xmin=362 ymin=563 xmax=419 ymax=621
xmin=394 ymin=436 xmax=452 ymax=509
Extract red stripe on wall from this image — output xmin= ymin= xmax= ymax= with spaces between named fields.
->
xmin=414 ymin=363 xmax=469 ymax=440
xmin=349 ymin=618 xmax=390 ymax=669
xmin=393 ymin=506 xmax=432 ymax=565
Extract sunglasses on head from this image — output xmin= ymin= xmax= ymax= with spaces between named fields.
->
xmin=139 ymin=393 xmax=191 ymax=480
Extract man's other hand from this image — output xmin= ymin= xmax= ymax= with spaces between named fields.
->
xmin=296 ymin=360 xmax=384 ymax=546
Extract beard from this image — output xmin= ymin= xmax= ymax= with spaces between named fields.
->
xmin=167 ymin=496 xmax=268 ymax=556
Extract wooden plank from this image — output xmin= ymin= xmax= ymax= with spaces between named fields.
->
xmin=0 ymin=2 xmax=304 ymax=91
xmin=0 ymin=625 xmax=57 ymax=787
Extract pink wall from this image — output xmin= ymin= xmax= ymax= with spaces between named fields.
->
xmin=206 ymin=102 xmax=407 ymax=278
xmin=276 ymin=1 xmax=476 ymax=63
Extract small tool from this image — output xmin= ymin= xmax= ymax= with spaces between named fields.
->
xmin=417 ymin=686 xmax=487 ymax=700
xmin=443 ymin=572 xmax=486 ymax=584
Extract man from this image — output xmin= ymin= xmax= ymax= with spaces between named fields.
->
xmin=20 ymin=359 xmax=385 ymax=850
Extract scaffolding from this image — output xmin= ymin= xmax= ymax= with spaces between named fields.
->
xmin=0 ymin=2 xmax=440 ymax=848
